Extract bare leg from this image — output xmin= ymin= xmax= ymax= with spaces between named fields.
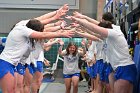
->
xmin=90 ymin=78 xmax=94 ymax=92
xmin=114 ymin=79 xmax=133 ymax=93
xmin=31 ymin=71 xmax=43 ymax=93
xmin=91 ymin=78 xmax=97 ymax=93
xmin=14 ymin=72 xmax=18 ymax=93
xmin=72 ymin=76 xmax=79 ymax=93
xmin=15 ymin=72 xmax=24 ymax=93
xmin=64 ymin=78 xmax=72 ymax=93
xmin=108 ymin=72 xmax=114 ymax=93
xmin=24 ymin=68 xmax=33 ymax=93
xmin=105 ymin=83 xmax=110 ymax=93
xmin=95 ymin=74 xmax=103 ymax=93
xmin=0 ymin=72 xmax=15 ymax=93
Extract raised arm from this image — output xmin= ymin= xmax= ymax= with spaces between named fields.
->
xmin=35 ymin=11 xmax=58 ymax=25
xmin=58 ymin=39 xmax=66 ymax=56
xmin=30 ymin=29 xmax=75 ymax=39
xmin=71 ymin=17 xmax=108 ymax=38
xmin=73 ymin=11 xmax=100 ymax=25
xmin=43 ymin=39 xmax=58 ymax=51
xmin=68 ymin=22 xmax=103 ymax=40
xmin=75 ymin=28 xmax=101 ymax=41
xmin=35 ymin=4 xmax=69 ymax=25
xmin=79 ymin=27 xmax=104 ymax=40
xmin=35 ymin=11 xmax=57 ymax=21
xmin=44 ymin=26 xmax=62 ymax=32
xmin=44 ymin=38 xmax=59 ymax=47
xmin=80 ymin=39 xmax=87 ymax=56
xmin=44 ymin=20 xmax=62 ymax=28
xmin=43 ymin=20 xmax=67 ymax=32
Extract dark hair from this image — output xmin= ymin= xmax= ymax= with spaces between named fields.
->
xmin=102 ymin=12 xmax=115 ymax=24
xmin=26 ymin=19 xmax=44 ymax=48
xmin=26 ymin=19 xmax=44 ymax=32
xmin=66 ymin=42 xmax=78 ymax=56
xmin=98 ymin=21 xmax=113 ymax=29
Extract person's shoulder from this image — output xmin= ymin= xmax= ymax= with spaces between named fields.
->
xmin=106 ymin=28 xmax=118 ymax=38
xmin=112 ymin=24 xmax=123 ymax=34
xmin=112 ymin=24 xmax=121 ymax=30
xmin=16 ymin=19 xmax=30 ymax=26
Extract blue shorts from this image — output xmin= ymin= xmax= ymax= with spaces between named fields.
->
xmin=16 ymin=63 xmax=26 ymax=75
xmin=32 ymin=61 xmax=43 ymax=73
xmin=105 ymin=63 xmax=113 ymax=83
xmin=86 ymin=64 xmax=96 ymax=78
xmin=96 ymin=59 xmax=103 ymax=74
xmin=63 ymin=73 xmax=80 ymax=78
xmin=92 ymin=64 xmax=97 ymax=78
xmin=94 ymin=62 xmax=98 ymax=76
xmin=98 ymin=62 xmax=107 ymax=82
xmin=86 ymin=66 xmax=91 ymax=75
xmin=114 ymin=64 xmax=137 ymax=84
xmin=25 ymin=63 xmax=34 ymax=75
xmin=0 ymin=59 xmax=15 ymax=78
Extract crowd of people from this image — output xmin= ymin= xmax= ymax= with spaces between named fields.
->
xmin=0 ymin=4 xmax=138 ymax=93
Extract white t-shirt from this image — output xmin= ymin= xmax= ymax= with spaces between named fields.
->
xmin=20 ymin=47 xmax=31 ymax=65
xmin=102 ymin=39 xmax=108 ymax=63
xmin=103 ymin=24 xmax=123 ymax=64
xmin=95 ymin=40 xmax=104 ymax=61
xmin=38 ymin=51 xmax=44 ymax=62
xmin=62 ymin=50 xmax=81 ymax=74
xmin=25 ymin=54 xmax=32 ymax=65
xmin=112 ymin=24 xmax=123 ymax=34
xmin=0 ymin=20 xmax=34 ymax=66
xmin=86 ymin=41 xmax=96 ymax=62
xmin=31 ymin=40 xmax=44 ymax=67
xmin=106 ymin=28 xmax=134 ymax=70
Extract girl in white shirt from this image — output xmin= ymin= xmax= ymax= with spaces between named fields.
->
xmin=70 ymin=14 xmax=137 ymax=93
xmin=58 ymin=41 xmax=85 ymax=93
xmin=0 ymin=4 xmax=74 ymax=93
